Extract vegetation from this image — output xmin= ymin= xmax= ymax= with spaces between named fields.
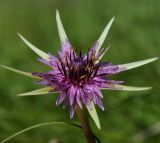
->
xmin=0 ymin=0 xmax=160 ymax=142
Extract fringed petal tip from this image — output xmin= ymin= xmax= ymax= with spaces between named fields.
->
xmin=70 ymin=106 xmax=76 ymax=119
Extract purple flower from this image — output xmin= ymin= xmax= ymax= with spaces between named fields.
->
xmin=0 ymin=10 xmax=158 ymax=129
xmin=32 ymin=43 xmax=121 ymax=114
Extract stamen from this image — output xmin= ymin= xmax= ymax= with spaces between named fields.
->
xmin=79 ymin=51 xmax=82 ymax=58
xmin=87 ymin=52 xmax=89 ymax=64
xmin=85 ymin=65 xmax=89 ymax=71
xmin=92 ymin=64 xmax=100 ymax=78
xmin=73 ymin=51 xmax=76 ymax=59
xmin=61 ymin=62 xmax=67 ymax=77
xmin=56 ymin=63 xmax=63 ymax=75
xmin=69 ymin=52 xmax=72 ymax=61
xmin=65 ymin=57 xmax=70 ymax=69
xmin=80 ymin=75 xmax=86 ymax=79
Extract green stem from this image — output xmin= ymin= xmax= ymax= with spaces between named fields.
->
xmin=76 ymin=106 xmax=96 ymax=143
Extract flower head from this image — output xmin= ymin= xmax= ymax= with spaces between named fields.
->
xmin=0 ymin=10 xmax=158 ymax=129
xmin=32 ymin=41 xmax=122 ymax=117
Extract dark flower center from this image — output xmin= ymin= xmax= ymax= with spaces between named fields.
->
xmin=59 ymin=50 xmax=99 ymax=85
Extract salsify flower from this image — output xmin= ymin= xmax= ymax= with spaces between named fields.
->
xmin=0 ymin=10 xmax=158 ymax=129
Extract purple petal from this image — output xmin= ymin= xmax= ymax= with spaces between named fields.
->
xmin=36 ymin=79 xmax=50 ymax=85
xmin=68 ymin=85 xmax=77 ymax=105
xmin=56 ymin=92 xmax=67 ymax=105
xmin=70 ymin=104 xmax=76 ymax=118
xmin=94 ymin=87 xmax=103 ymax=98
xmin=80 ymin=88 xmax=90 ymax=105
xmin=76 ymin=88 xmax=83 ymax=109
xmin=61 ymin=41 xmax=71 ymax=51
xmin=98 ymin=65 xmax=122 ymax=75
xmin=94 ymin=95 xmax=104 ymax=111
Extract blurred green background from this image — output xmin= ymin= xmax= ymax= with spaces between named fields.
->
xmin=0 ymin=0 xmax=160 ymax=143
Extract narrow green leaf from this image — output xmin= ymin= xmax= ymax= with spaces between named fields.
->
xmin=56 ymin=10 xmax=68 ymax=43
xmin=0 ymin=65 xmax=40 ymax=79
xmin=87 ymin=101 xmax=101 ymax=130
xmin=17 ymin=87 xmax=53 ymax=96
xmin=119 ymin=57 xmax=158 ymax=71
xmin=95 ymin=17 xmax=114 ymax=55
xmin=18 ymin=33 xmax=50 ymax=60
xmin=0 ymin=122 xmax=79 ymax=143
xmin=101 ymin=84 xmax=152 ymax=91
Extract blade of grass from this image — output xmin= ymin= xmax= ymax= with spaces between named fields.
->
xmin=0 ymin=122 xmax=80 ymax=143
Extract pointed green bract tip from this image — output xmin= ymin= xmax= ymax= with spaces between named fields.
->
xmin=101 ymin=85 xmax=152 ymax=91
xmin=119 ymin=57 xmax=159 ymax=71
xmin=0 ymin=64 xmax=40 ymax=79
xmin=17 ymin=87 xmax=53 ymax=96
xmin=18 ymin=33 xmax=50 ymax=61
xmin=95 ymin=16 xmax=115 ymax=55
xmin=56 ymin=9 xmax=68 ymax=43
xmin=87 ymin=101 xmax=101 ymax=130
xmin=114 ymin=85 xmax=152 ymax=91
